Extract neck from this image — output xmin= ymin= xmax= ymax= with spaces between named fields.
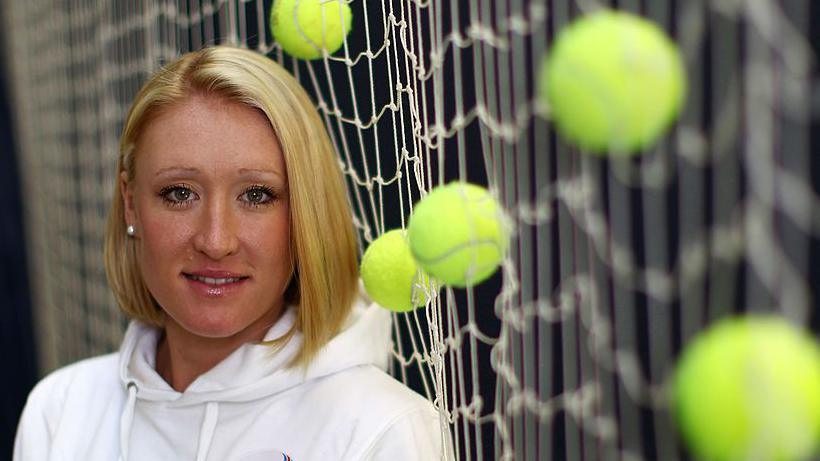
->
xmin=155 ymin=307 xmax=283 ymax=392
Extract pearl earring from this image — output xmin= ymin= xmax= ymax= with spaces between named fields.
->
xmin=126 ymin=225 xmax=136 ymax=236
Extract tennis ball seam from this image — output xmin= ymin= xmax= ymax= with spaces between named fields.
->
xmin=407 ymin=182 xmax=508 ymax=287
xmin=411 ymin=239 xmax=503 ymax=265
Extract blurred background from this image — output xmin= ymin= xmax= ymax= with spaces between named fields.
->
xmin=1 ymin=1 xmax=819 ymax=460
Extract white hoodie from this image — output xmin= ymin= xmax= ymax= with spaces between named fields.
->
xmin=14 ymin=299 xmax=445 ymax=460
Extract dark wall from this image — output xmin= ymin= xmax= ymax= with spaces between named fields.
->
xmin=810 ymin=0 xmax=820 ymax=334
xmin=0 ymin=30 xmax=38 ymax=458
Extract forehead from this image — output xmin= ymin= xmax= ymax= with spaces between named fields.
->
xmin=134 ymin=95 xmax=285 ymax=178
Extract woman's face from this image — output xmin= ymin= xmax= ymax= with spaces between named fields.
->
xmin=122 ymin=95 xmax=292 ymax=339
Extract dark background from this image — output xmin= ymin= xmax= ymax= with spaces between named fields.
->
xmin=0 ymin=24 xmax=38 ymax=459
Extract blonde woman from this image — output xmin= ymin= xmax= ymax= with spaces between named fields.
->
xmin=14 ymin=46 xmax=443 ymax=460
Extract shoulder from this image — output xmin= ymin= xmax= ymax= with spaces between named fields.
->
xmin=21 ymin=353 xmax=121 ymax=427
xmin=342 ymin=367 xmax=444 ymax=459
xmin=303 ymin=366 xmax=444 ymax=458
xmin=14 ymin=354 xmax=123 ymax=460
xmin=313 ymin=365 xmax=435 ymax=418
xmin=40 ymin=353 xmax=120 ymax=385
xmin=27 ymin=353 xmax=120 ymax=407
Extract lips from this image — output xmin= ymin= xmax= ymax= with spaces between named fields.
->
xmin=184 ymin=274 xmax=247 ymax=285
xmin=182 ymin=270 xmax=250 ymax=297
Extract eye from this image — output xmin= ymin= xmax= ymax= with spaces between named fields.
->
xmin=159 ymin=185 xmax=198 ymax=206
xmin=241 ymin=185 xmax=276 ymax=206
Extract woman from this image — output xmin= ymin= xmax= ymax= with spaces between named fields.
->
xmin=14 ymin=46 xmax=444 ymax=460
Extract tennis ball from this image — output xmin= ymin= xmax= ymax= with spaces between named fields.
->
xmin=361 ymin=229 xmax=433 ymax=312
xmin=407 ymin=182 xmax=508 ymax=287
xmin=270 ymin=0 xmax=352 ymax=60
xmin=538 ymin=10 xmax=686 ymax=154
xmin=673 ymin=316 xmax=820 ymax=461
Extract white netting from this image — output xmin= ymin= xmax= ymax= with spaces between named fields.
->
xmin=2 ymin=0 xmax=818 ymax=460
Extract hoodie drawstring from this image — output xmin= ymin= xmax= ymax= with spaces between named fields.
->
xmin=119 ymin=382 xmax=137 ymax=461
xmin=119 ymin=385 xmax=219 ymax=461
xmin=196 ymin=402 xmax=219 ymax=461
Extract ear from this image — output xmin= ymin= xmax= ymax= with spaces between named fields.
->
xmin=120 ymin=171 xmax=137 ymax=228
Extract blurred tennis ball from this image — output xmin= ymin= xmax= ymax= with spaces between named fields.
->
xmin=407 ymin=182 xmax=509 ymax=287
xmin=673 ymin=316 xmax=820 ymax=461
xmin=361 ymin=229 xmax=433 ymax=312
xmin=270 ymin=0 xmax=352 ymax=60
xmin=538 ymin=10 xmax=686 ymax=154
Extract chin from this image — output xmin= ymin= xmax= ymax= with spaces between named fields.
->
xmin=169 ymin=310 xmax=249 ymax=339
xmin=159 ymin=292 xmax=281 ymax=341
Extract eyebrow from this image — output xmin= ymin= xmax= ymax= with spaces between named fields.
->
xmin=238 ymin=168 xmax=285 ymax=179
xmin=153 ymin=167 xmax=285 ymax=179
xmin=155 ymin=167 xmax=198 ymax=177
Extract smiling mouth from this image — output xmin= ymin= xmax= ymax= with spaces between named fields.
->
xmin=183 ymin=274 xmax=250 ymax=285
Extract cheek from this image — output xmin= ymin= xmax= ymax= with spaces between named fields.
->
xmin=136 ymin=208 xmax=195 ymax=268
xmin=243 ymin=208 xmax=291 ymax=265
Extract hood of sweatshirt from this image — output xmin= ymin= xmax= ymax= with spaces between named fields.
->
xmin=116 ymin=293 xmax=393 ymax=460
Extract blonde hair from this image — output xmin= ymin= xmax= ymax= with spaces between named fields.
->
xmin=105 ymin=46 xmax=359 ymax=366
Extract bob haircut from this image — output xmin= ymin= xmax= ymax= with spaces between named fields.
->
xmin=105 ymin=46 xmax=359 ymax=367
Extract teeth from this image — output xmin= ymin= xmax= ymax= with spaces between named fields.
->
xmin=188 ymin=275 xmax=243 ymax=285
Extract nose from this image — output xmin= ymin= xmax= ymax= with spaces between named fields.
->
xmin=192 ymin=198 xmax=240 ymax=260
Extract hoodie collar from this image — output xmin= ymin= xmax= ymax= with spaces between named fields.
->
xmin=118 ymin=295 xmax=393 ymax=405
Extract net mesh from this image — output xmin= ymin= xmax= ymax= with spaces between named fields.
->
xmin=2 ymin=0 xmax=819 ymax=460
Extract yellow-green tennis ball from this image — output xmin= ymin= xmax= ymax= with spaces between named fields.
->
xmin=361 ymin=229 xmax=432 ymax=312
xmin=407 ymin=182 xmax=508 ymax=287
xmin=538 ymin=10 xmax=686 ymax=154
xmin=673 ymin=316 xmax=820 ymax=461
xmin=270 ymin=0 xmax=352 ymax=60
